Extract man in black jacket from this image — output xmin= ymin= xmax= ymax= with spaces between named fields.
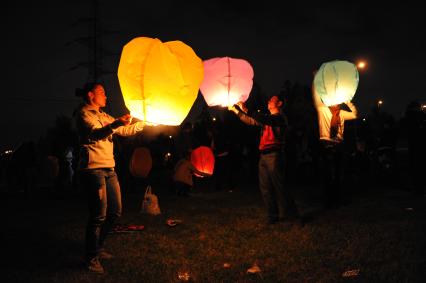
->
xmin=229 ymin=96 xmax=299 ymax=224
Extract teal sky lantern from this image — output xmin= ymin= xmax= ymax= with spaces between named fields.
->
xmin=313 ymin=60 xmax=359 ymax=106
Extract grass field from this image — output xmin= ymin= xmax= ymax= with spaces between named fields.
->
xmin=1 ymin=177 xmax=425 ymax=283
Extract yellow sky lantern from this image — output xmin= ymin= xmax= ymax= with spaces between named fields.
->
xmin=118 ymin=37 xmax=204 ymax=125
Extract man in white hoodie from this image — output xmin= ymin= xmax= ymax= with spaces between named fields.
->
xmin=312 ymin=84 xmax=358 ymax=209
xmin=74 ymin=82 xmax=147 ymax=273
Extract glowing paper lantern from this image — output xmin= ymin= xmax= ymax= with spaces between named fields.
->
xmin=200 ymin=57 xmax=254 ymax=107
xmin=129 ymin=147 xmax=152 ymax=178
xmin=118 ymin=37 xmax=204 ymax=125
xmin=191 ymin=146 xmax=215 ymax=176
xmin=313 ymin=60 xmax=359 ymax=106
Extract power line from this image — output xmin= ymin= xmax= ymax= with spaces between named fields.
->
xmin=3 ymin=97 xmax=80 ymax=103
xmin=4 ymin=97 xmax=123 ymax=103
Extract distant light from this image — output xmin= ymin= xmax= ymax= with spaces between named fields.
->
xmin=169 ymin=135 xmax=173 ymax=139
xmin=357 ymin=61 xmax=366 ymax=69
xmin=164 ymin=152 xmax=172 ymax=162
xmin=421 ymin=104 xmax=426 ymax=110
xmin=378 ymin=100 xmax=383 ymax=105
xmin=177 ymin=271 xmax=190 ymax=281
xmin=212 ymin=117 xmax=216 ymax=121
xmin=257 ymin=109 xmax=260 ymax=112
xmin=362 ymin=118 xmax=366 ymax=122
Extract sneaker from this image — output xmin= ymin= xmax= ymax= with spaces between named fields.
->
xmin=86 ymin=257 xmax=104 ymax=274
xmin=99 ymin=250 xmax=114 ymax=260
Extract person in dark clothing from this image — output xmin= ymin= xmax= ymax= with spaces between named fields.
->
xmin=229 ymin=96 xmax=300 ymax=224
xmin=211 ymin=121 xmax=234 ymax=191
xmin=403 ymin=101 xmax=426 ymax=196
xmin=175 ymin=122 xmax=195 ymax=161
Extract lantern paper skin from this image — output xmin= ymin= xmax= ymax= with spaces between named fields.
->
xmin=118 ymin=37 xmax=204 ymax=125
xmin=129 ymin=147 xmax=152 ymax=178
xmin=191 ymin=146 xmax=215 ymax=176
xmin=313 ymin=60 xmax=359 ymax=106
xmin=200 ymin=57 xmax=254 ymax=107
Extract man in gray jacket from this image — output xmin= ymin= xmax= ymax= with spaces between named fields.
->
xmin=74 ymin=82 xmax=147 ymax=273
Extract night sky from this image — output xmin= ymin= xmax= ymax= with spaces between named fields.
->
xmin=2 ymin=0 xmax=425 ymax=151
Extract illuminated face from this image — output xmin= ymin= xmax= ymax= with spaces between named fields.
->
xmin=268 ymin=96 xmax=282 ymax=112
xmin=90 ymin=85 xmax=107 ymax=108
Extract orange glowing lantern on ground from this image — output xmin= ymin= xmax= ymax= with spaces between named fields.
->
xmin=200 ymin=57 xmax=253 ymax=107
xmin=190 ymin=146 xmax=215 ymax=176
xmin=118 ymin=37 xmax=204 ymax=125
xmin=129 ymin=147 xmax=152 ymax=178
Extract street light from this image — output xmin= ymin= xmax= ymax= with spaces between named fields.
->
xmin=357 ymin=61 xmax=367 ymax=69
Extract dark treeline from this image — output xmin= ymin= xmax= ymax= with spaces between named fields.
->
xmin=1 ymin=80 xmax=425 ymax=197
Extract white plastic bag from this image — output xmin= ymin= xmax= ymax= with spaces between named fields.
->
xmin=141 ymin=186 xmax=161 ymax=215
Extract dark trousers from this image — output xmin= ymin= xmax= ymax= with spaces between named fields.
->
xmin=81 ymin=168 xmax=122 ymax=260
xmin=214 ymin=154 xmax=233 ymax=190
xmin=258 ymin=151 xmax=298 ymax=221
xmin=319 ymin=142 xmax=343 ymax=209
xmin=174 ymin=181 xmax=192 ymax=196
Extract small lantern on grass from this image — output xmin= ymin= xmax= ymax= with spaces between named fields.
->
xmin=129 ymin=147 xmax=152 ymax=178
xmin=190 ymin=146 xmax=215 ymax=176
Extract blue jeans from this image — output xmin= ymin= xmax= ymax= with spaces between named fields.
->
xmin=81 ymin=168 xmax=122 ymax=260
xmin=258 ymin=151 xmax=298 ymax=221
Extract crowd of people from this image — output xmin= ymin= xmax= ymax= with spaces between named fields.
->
xmin=71 ymin=81 xmax=425 ymax=273
xmin=0 ymin=81 xmax=424 ymax=274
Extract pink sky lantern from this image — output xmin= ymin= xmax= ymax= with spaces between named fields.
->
xmin=191 ymin=146 xmax=215 ymax=176
xmin=200 ymin=57 xmax=254 ymax=107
